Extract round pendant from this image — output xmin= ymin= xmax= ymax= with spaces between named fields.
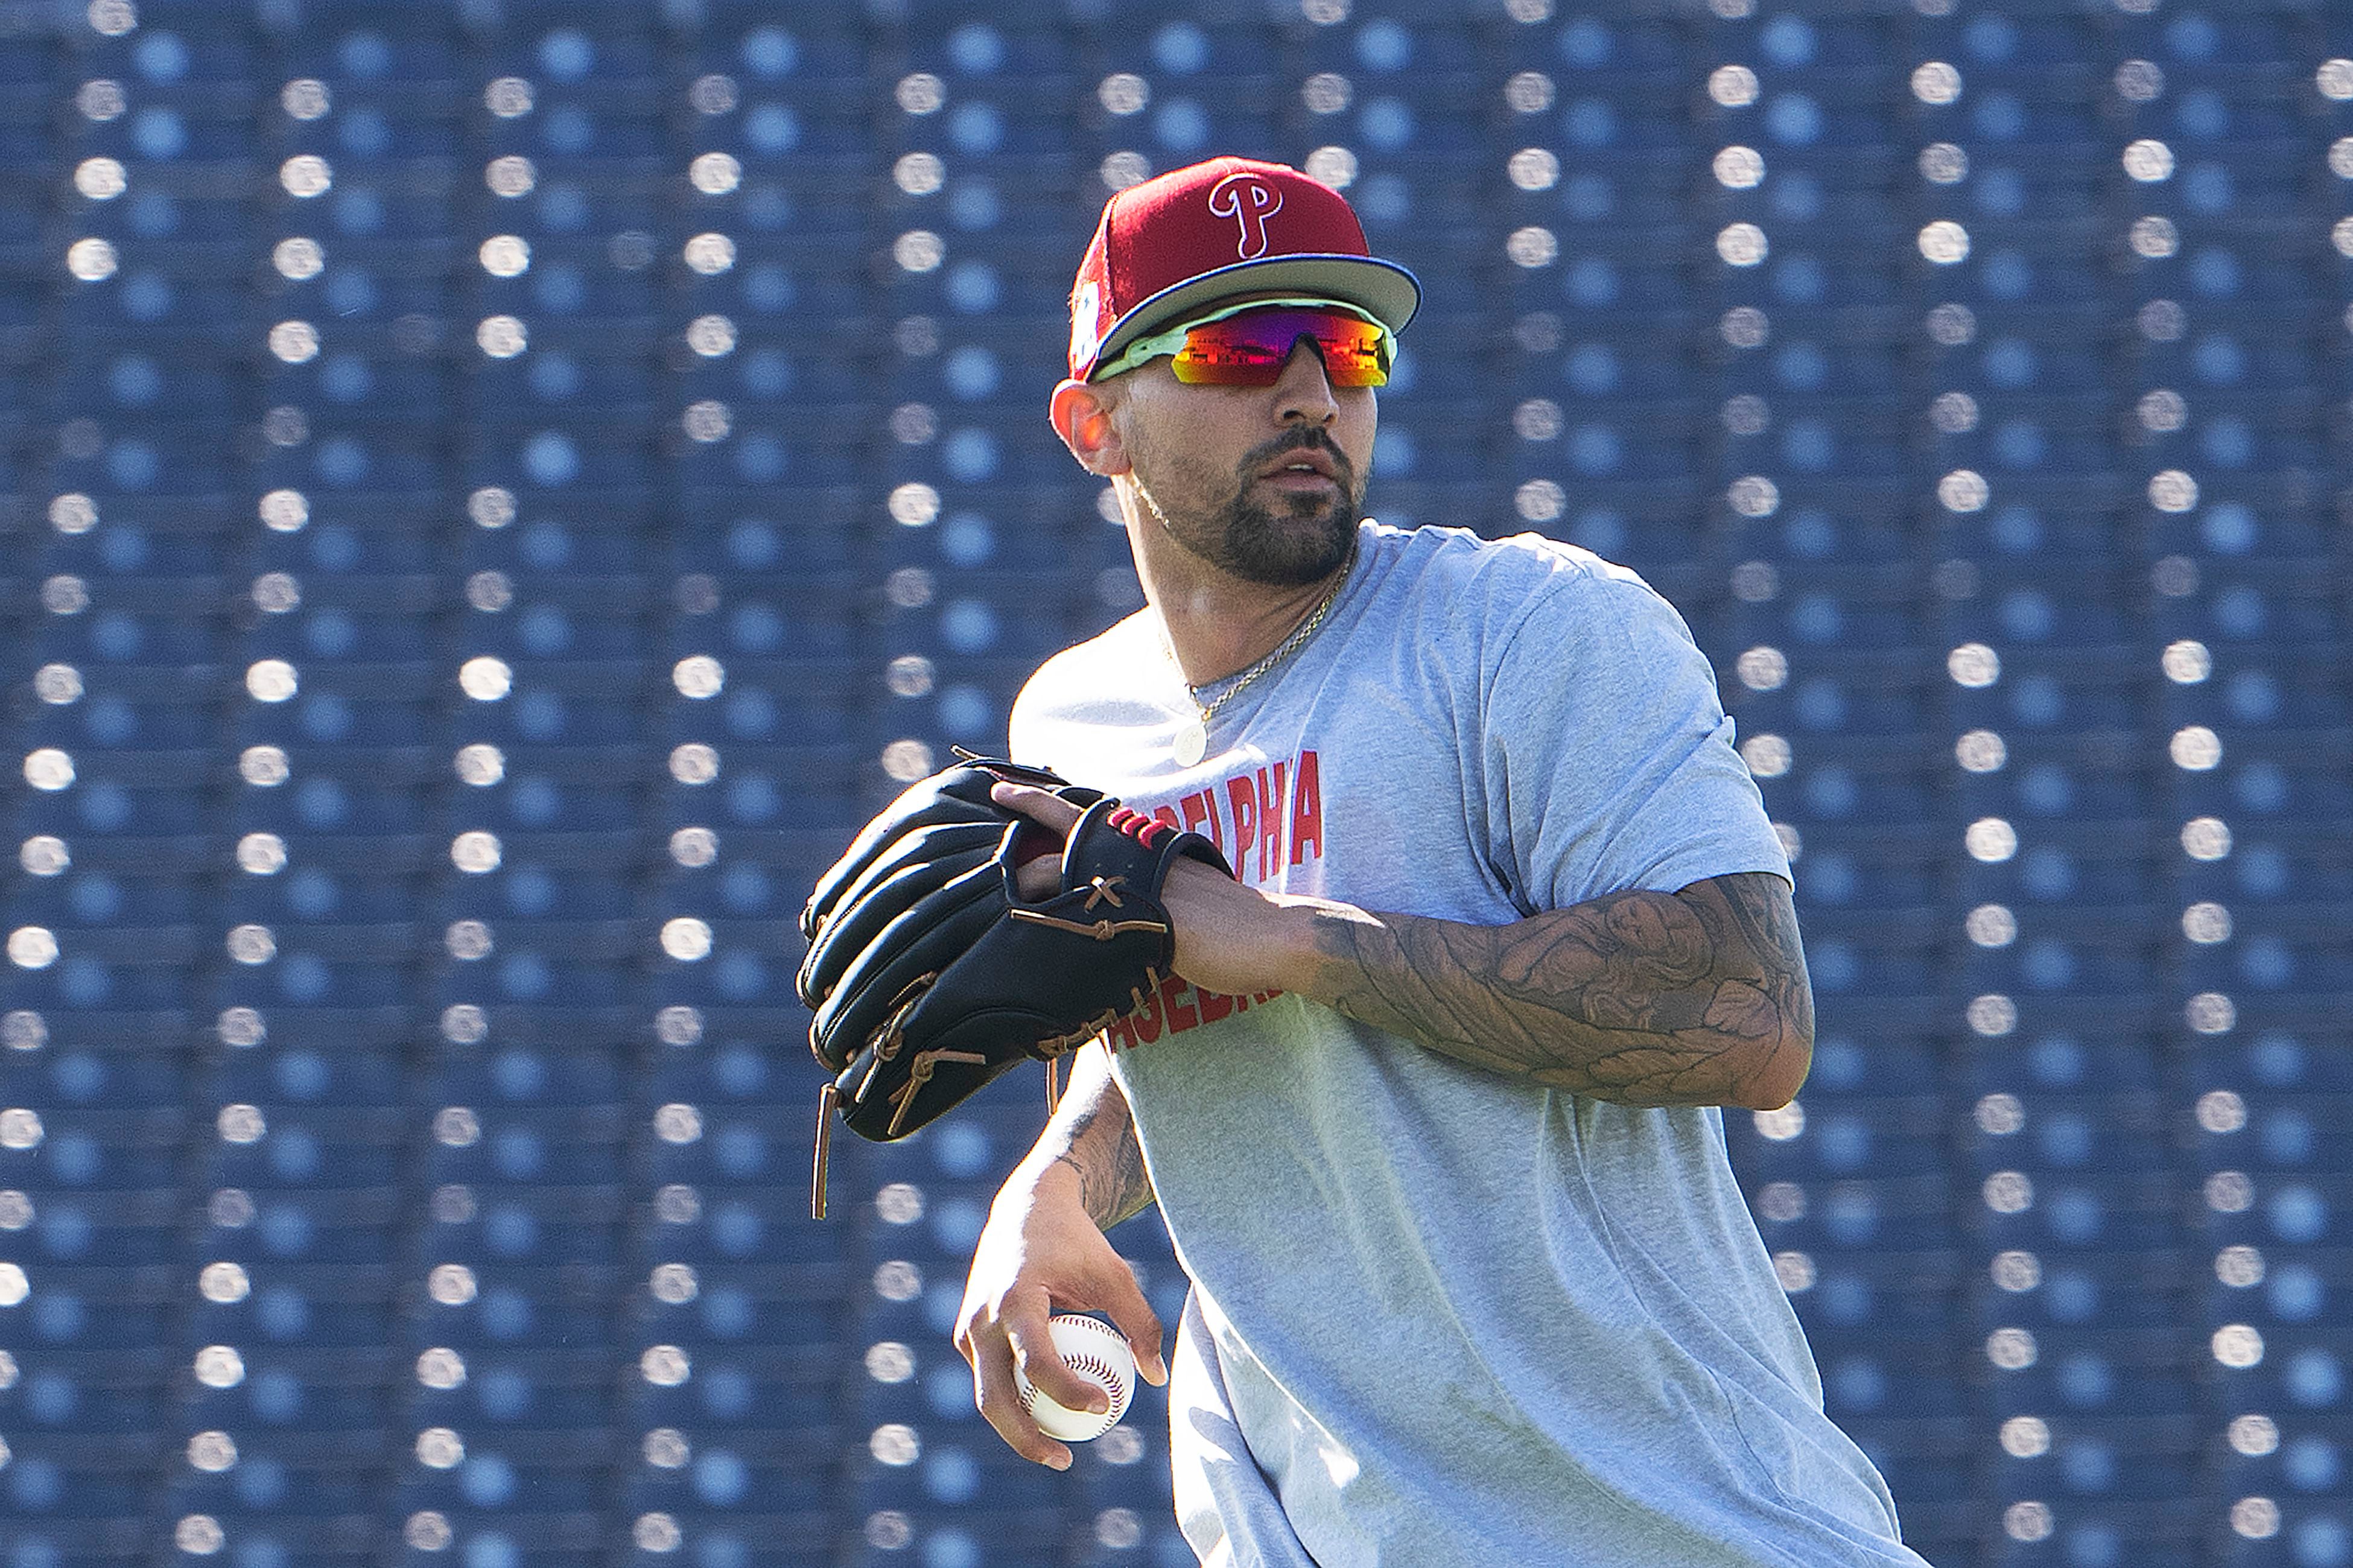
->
xmin=1172 ymin=720 xmax=1208 ymax=767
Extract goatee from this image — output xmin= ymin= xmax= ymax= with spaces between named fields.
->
xmin=1202 ymin=430 xmax=1361 ymax=588
xmin=1210 ymin=488 xmax=1357 ymax=588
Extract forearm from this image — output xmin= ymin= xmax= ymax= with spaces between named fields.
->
xmin=1168 ymin=864 xmax=1812 ymax=1109
xmin=1299 ymin=875 xmax=1809 ymax=1108
xmin=1011 ymin=1042 xmax=1155 ymax=1228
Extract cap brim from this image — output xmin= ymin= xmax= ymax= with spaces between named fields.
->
xmin=1088 ymin=255 xmax=1421 ymax=379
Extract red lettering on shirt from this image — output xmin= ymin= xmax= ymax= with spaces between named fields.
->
xmin=1180 ymin=789 xmax=1217 ymax=846
xmin=1289 ymin=749 xmax=1323 ymax=866
xmin=1157 ymin=973 xmax=1201 ymax=1032
xmin=1083 ymin=749 xmax=1327 ymax=1053
xmin=1225 ymin=776 xmax=1258 ymax=866
xmin=1256 ymin=763 xmax=1286 ymax=881
xmin=1096 ymin=980 xmax=1259 ymax=1052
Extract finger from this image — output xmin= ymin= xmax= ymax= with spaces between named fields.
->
xmin=1096 ymin=1263 xmax=1169 ymax=1388
xmin=1005 ymin=1301 xmax=1111 ymax=1418
xmin=951 ymin=1312 xmax=980 ymax=1370
xmin=990 ymin=781 xmax=1085 ymax=835
xmin=972 ymin=1328 xmax=1073 ymax=1471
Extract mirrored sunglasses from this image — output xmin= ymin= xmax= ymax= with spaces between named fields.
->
xmin=1096 ymin=299 xmax=1396 ymax=388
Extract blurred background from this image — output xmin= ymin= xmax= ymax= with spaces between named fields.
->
xmin=1 ymin=0 xmax=2349 ymax=1564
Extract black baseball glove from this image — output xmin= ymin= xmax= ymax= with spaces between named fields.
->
xmin=796 ymin=757 xmax=1230 ymax=1215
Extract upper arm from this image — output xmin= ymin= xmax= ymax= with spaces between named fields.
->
xmin=1672 ymin=871 xmax=1814 ymax=1107
xmin=1483 ymin=573 xmax=1792 ymax=910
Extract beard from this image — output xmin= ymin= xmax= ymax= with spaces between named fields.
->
xmin=1140 ymin=428 xmax=1362 ymax=588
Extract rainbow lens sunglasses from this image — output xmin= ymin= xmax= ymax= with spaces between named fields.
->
xmin=1094 ymin=297 xmax=1397 ymax=388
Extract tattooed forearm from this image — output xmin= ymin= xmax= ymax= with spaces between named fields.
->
xmin=1039 ymin=1047 xmax=1157 ymax=1229
xmin=1301 ymin=872 xmax=1813 ymax=1109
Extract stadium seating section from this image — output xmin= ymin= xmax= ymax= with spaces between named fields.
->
xmin=2 ymin=1 xmax=2350 ymax=1564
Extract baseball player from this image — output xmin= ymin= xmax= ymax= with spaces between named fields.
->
xmin=953 ymin=156 xmax=1934 ymax=1567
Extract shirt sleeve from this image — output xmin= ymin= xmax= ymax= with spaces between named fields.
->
xmin=1480 ymin=570 xmax=1791 ymax=912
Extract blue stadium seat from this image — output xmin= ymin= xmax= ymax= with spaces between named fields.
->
xmin=2208 ymin=1032 xmax=2353 ymax=1094
xmin=1781 ymin=832 xmax=1937 ymax=925
xmin=2205 ymin=1325 xmax=2353 ymax=1429
xmin=2 ymin=6 xmax=2349 ymax=1558
xmin=1736 ymin=1093 xmax=1946 ymax=1184
xmin=620 ymin=1427 xmax=835 ymax=1522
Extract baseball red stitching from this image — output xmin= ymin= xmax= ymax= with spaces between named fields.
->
xmin=1025 ymin=1340 xmax=1131 ymax=1423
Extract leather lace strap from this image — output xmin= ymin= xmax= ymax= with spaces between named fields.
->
xmin=811 ymin=1083 xmax=837 ymax=1221
xmin=1008 ymin=909 xmax=1169 ymax=941
xmin=885 ymin=1047 xmax=992 ymax=1138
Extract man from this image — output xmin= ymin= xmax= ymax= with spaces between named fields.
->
xmin=953 ymin=156 xmax=1931 ymax=1567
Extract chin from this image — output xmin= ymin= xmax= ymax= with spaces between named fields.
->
xmin=1219 ymin=501 xmax=1356 ymax=587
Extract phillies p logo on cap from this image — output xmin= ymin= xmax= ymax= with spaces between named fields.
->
xmin=1067 ymin=156 xmax=1421 ymax=382
xmin=1207 ymin=170 xmax=1284 ymax=260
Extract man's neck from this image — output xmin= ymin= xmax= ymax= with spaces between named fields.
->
xmin=1129 ymin=510 xmax=1353 ymax=690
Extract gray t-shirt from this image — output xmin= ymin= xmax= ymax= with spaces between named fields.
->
xmin=1010 ymin=521 xmax=1929 ymax=1568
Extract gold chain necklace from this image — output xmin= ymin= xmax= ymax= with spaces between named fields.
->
xmin=1167 ymin=542 xmax=1354 ymax=767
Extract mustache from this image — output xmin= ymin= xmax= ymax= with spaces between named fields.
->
xmin=1239 ymin=427 xmax=1356 ymax=487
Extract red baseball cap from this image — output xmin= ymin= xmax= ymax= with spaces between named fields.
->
xmin=1068 ymin=156 xmax=1421 ymax=382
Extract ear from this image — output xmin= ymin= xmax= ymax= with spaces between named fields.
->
xmin=1048 ymin=379 xmax=1131 ymax=477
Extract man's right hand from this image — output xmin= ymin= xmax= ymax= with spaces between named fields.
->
xmin=953 ymin=1160 xmax=1169 ymax=1469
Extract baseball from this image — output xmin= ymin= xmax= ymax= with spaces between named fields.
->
xmin=1016 ymin=1314 xmax=1135 ymax=1442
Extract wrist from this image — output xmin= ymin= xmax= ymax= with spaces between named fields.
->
xmin=1011 ymin=1144 xmax=1084 ymax=1198
xmin=1247 ymin=894 xmax=1334 ymax=997
xmin=1164 ymin=860 xmax=1355 ymax=1000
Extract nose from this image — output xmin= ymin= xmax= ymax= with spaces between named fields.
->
xmin=1272 ymin=338 xmax=1339 ymax=427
